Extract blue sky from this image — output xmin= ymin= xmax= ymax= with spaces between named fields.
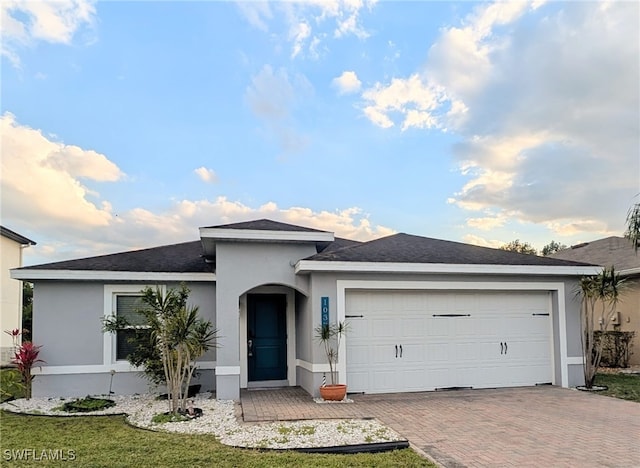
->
xmin=2 ymin=0 xmax=638 ymax=266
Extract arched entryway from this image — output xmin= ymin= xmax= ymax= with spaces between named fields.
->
xmin=239 ymin=284 xmax=303 ymax=388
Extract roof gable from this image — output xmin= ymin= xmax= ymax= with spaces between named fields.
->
xmin=550 ymin=236 xmax=639 ymax=271
xmin=202 ymin=218 xmax=329 ymax=233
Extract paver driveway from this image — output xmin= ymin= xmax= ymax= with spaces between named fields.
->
xmin=241 ymin=386 xmax=640 ymax=467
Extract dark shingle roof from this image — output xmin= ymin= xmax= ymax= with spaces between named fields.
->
xmin=22 ymin=241 xmax=211 ymax=273
xmin=1 ymin=226 xmax=36 ymax=246
xmin=550 ymin=236 xmax=639 ymax=271
xmin=306 ymin=233 xmax=594 ymax=266
xmin=202 ymin=218 xmax=329 ymax=233
xmin=319 ymin=237 xmax=362 ymax=253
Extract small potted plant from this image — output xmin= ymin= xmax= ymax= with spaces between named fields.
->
xmin=315 ymin=321 xmax=348 ymax=401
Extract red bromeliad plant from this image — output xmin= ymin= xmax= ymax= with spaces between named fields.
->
xmin=5 ymin=329 xmax=44 ymax=399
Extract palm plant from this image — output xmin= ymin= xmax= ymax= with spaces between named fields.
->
xmin=315 ymin=321 xmax=347 ymax=386
xmin=577 ymin=267 xmax=626 ymax=388
xmin=103 ymin=284 xmax=217 ymax=414
xmin=625 ymin=202 xmax=640 ymax=253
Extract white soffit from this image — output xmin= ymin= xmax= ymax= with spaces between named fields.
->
xmin=295 ymin=260 xmax=600 ymax=276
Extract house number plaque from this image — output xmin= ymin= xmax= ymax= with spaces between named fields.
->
xmin=321 ymin=297 xmax=329 ymax=327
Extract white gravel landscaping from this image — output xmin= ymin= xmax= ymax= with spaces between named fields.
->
xmin=0 ymin=393 xmax=404 ymax=450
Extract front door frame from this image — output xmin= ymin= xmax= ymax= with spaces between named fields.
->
xmin=239 ymin=286 xmax=296 ymax=388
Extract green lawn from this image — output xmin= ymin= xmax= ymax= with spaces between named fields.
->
xmin=594 ymin=372 xmax=640 ymax=402
xmin=0 ymin=411 xmax=434 ymax=467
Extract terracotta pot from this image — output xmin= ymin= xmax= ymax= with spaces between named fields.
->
xmin=319 ymin=384 xmax=347 ymax=401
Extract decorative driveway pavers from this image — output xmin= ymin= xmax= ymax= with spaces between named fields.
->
xmin=240 ymin=386 xmax=640 ymax=467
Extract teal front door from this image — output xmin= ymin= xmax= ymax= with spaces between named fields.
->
xmin=247 ymin=294 xmax=287 ymax=382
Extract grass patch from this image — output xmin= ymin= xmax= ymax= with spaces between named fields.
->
xmin=55 ymin=396 xmax=116 ymax=413
xmin=151 ymin=412 xmax=190 ymax=424
xmin=595 ymin=373 xmax=640 ymax=403
xmin=0 ymin=411 xmax=434 ymax=467
xmin=278 ymin=425 xmax=316 ymax=436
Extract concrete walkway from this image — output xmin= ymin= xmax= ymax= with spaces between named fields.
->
xmin=240 ymin=386 xmax=640 ymax=467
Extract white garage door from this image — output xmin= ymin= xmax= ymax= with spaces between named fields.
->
xmin=346 ymin=290 xmax=553 ymax=394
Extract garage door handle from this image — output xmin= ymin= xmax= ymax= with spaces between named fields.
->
xmin=500 ymin=342 xmax=504 ymax=355
xmin=399 ymin=345 xmax=403 ymax=358
xmin=504 ymin=342 xmax=508 ymax=355
xmin=395 ymin=345 xmax=398 ymax=358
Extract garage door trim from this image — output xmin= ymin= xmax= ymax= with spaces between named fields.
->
xmin=336 ymin=280 xmax=569 ymax=388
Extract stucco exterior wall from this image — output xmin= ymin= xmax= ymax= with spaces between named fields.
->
xmin=1 ymin=235 xmax=24 ymax=364
xmin=31 ymin=280 xmax=217 ymax=397
xmin=214 ymin=242 xmax=314 ymax=399
xmin=599 ymin=276 xmax=640 ymax=366
xmin=33 ymin=282 xmax=104 ymax=366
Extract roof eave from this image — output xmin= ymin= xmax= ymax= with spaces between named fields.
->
xmin=199 ymin=227 xmax=334 ymax=243
xmin=620 ymin=267 xmax=640 ymax=277
xmin=294 ymin=260 xmax=600 ymax=276
xmin=10 ymin=269 xmax=216 ymax=282
xmin=1 ymin=227 xmax=36 ymax=246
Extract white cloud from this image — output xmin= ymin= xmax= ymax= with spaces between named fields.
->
xmin=246 ymin=65 xmax=295 ymax=119
xmin=0 ymin=112 xmax=123 ymax=229
xmin=361 ymin=74 xmax=445 ymax=131
xmin=466 ymin=215 xmax=507 ymax=231
xmin=238 ymin=0 xmax=374 ymax=59
xmin=362 ymin=1 xmax=639 ymax=240
xmin=462 ymin=234 xmax=503 ymax=249
xmin=21 ymin=196 xmax=396 ymax=265
xmin=332 ymin=71 xmax=361 ymax=95
xmin=194 ymin=167 xmax=218 ymax=184
xmin=1 ymin=0 xmax=96 ymax=67
xmin=290 ymin=21 xmax=311 ymax=59
xmin=245 ymin=65 xmax=312 ymax=155
xmin=235 ymin=2 xmax=272 ymax=32
xmin=2 ymin=114 xmax=394 ymax=264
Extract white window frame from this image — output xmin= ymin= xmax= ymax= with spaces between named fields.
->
xmin=103 ymin=285 xmax=165 ymax=369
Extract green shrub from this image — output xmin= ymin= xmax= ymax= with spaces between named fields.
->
xmin=594 ymin=331 xmax=635 ymax=368
xmin=0 ymin=368 xmax=25 ymax=402
xmin=57 ymin=396 xmax=116 ymax=413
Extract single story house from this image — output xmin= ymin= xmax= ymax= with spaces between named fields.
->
xmin=1 ymin=226 xmax=36 ymax=365
xmin=551 ymin=236 xmax=640 ymax=365
xmin=12 ymin=219 xmax=598 ymax=400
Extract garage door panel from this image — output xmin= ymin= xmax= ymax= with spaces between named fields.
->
xmin=427 ymin=318 xmax=451 ymax=337
xmin=372 ymin=370 xmax=397 ymax=392
xmin=372 ymin=345 xmax=398 ymax=365
xmin=347 ymin=345 xmax=370 ymax=366
xmin=426 ymin=342 xmax=451 ymax=361
xmin=348 ymin=372 xmax=369 ymax=392
xmin=399 ymin=343 xmax=423 ymax=362
xmin=454 ymin=318 xmax=478 ymax=337
xmin=454 ymin=341 xmax=481 ymax=362
xmin=400 ymin=317 xmax=425 ymax=337
xmin=346 ymin=290 xmax=553 ymax=394
xmin=371 ymin=318 xmax=396 ymax=338
xmin=402 ymin=368 xmax=427 ymax=390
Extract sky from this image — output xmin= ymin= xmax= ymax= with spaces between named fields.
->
xmin=1 ymin=0 xmax=638 ymax=267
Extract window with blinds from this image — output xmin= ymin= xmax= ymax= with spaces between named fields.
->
xmin=115 ymin=295 xmax=150 ymax=361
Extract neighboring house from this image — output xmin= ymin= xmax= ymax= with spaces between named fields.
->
xmin=11 ymin=219 xmax=598 ymax=399
xmin=551 ymin=236 xmax=640 ymax=365
xmin=1 ymin=226 xmax=36 ymax=365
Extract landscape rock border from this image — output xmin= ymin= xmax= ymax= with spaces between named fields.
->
xmin=0 ymin=392 xmax=407 ymax=451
